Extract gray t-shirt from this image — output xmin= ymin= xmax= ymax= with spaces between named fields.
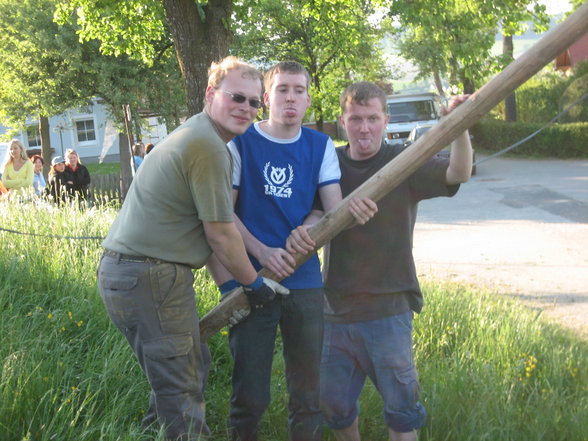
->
xmin=103 ymin=112 xmax=234 ymax=268
xmin=323 ymin=143 xmax=458 ymax=323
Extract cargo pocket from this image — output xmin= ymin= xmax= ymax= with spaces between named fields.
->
xmin=100 ymin=274 xmax=139 ymax=291
xmin=151 ymin=265 xmax=196 ymax=335
xmin=143 ymin=333 xmax=196 ymax=393
xmin=98 ymin=273 xmax=139 ymax=327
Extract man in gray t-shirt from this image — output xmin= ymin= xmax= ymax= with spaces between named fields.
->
xmin=320 ymin=82 xmax=473 ymax=441
xmin=98 ymin=56 xmax=288 ymax=441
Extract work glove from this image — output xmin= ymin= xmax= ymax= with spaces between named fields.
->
xmin=219 ymin=283 xmax=251 ymax=328
xmin=242 ymin=276 xmax=290 ymax=310
xmin=227 ymin=307 xmax=250 ymax=328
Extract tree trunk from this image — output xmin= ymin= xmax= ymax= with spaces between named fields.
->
xmin=315 ymin=114 xmax=324 ymax=133
xmin=312 ymin=70 xmax=324 ymax=132
xmin=199 ymin=1 xmax=588 ymax=340
xmin=461 ymin=74 xmax=475 ymax=95
xmin=38 ymin=115 xmax=52 ymax=178
xmin=433 ymin=69 xmax=445 ymax=97
xmin=503 ymin=34 xmax=517 ymax=122
xmin=162 ymin=0 xmax=232 ymax=116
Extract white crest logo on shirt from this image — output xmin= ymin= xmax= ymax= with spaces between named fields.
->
xmin=263 ymin=162 xmax=293 ymax=198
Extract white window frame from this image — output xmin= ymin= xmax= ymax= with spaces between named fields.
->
xmin=74 ymin=117 xmax=97 ymax=146
xmin=26 ymin=125 xmax=41 ymax=148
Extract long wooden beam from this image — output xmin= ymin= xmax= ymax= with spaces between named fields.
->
xmin=199 ymin=3 xmax=588 ymax=341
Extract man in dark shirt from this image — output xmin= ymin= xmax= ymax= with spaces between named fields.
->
xmin=320 ymin=82 xmax=472 ymax=441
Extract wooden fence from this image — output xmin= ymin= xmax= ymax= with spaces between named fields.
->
xmin=90 ymin=173 xmax=121 ymax=205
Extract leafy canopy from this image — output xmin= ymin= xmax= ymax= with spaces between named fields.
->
xmin=233 ymin=0 xmax=393 ymax=122
xmin=389 ymin=0 xmax=549 ymax=93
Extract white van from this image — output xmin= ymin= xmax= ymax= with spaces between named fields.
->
xmin=385 ymin=93 xmax=441 ymax=145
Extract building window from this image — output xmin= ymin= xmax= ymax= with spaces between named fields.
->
xmin=76 ymin=119 xmax=96 ymax=142
xmin=27 ymin=125 xmax=41 ymax=148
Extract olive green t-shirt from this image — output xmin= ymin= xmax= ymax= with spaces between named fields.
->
xmin=102 ymin=112 xmax=234 ymax=268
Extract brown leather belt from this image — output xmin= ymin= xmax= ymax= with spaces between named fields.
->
xmin=103 ymin=249 xmax=166 ymax=264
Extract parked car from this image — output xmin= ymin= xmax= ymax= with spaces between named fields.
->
xmin=402 ymin=124 xmax=476 ymax=175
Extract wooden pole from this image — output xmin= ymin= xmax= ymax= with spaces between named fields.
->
xmin=120 ymin=104 xmax=135 ymax=199
xmin=200 ymin=3 xmax=588 ymax=340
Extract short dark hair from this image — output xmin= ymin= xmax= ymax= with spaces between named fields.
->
xmin=264 ymin=61 xmax=312 ymax=92
xmin=340 ymin=82 xmax=387 ymax=114
xmin=31 ymin=154 xmax=44 ymax=165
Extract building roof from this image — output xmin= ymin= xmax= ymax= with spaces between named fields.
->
xmin=556 ymin=32 xmax=588 ymax=72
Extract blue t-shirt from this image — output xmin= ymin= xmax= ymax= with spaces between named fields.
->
xmin=229 ymin=122 xmax=340 ymax=289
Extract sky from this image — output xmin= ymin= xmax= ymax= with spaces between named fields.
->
xmin=541 ymin=0 xmax=572 ymax=15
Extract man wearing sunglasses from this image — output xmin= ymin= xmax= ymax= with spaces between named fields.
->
xmin=207 ymin=61 xmax=375 ymax=441
xmin=98 ymin=56 xmax=288 ymax=441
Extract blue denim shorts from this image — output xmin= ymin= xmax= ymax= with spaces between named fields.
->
xmin=320 ymin=311 xmax=426 ymax=433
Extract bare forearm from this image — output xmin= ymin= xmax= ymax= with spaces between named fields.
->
xmin=302 ymin=210 xmax=324 ymax=227
xmin=204 ymin=222 xmax=258 ymax=285
xmin=446 ymin=130 xmax=473 ymax=185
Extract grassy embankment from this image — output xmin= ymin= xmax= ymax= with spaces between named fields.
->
xmin=0 ymin=199 xmax=586 ymax=441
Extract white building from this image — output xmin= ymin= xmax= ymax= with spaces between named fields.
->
xmin=0 ymin=98 xmax=168 ymax=163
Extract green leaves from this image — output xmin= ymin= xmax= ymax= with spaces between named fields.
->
xmin=233 ymin=0 xmax=393 ymax=123
xmin=389 ymin=0 xmax=550 ymax=93
xmin=0 ymin=0 xmax=185 ymax=132
xmin=54 ymin=0 xmax=169 ymax=65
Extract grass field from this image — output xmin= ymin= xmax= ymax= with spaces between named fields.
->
xmin=85 ymin=162 xmax=120 ymax=176
xmin=0 ymin=199 xmax=586 ymax=441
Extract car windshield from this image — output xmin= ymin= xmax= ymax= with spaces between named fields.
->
xmin=388 ymin=100 xmax=438 ymax=123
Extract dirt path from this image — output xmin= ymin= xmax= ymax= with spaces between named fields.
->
xmin=412 ymin=156 xmax=588 ymax=338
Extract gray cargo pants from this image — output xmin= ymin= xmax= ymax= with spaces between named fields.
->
xmin=98 ymin=252 xmax=211 ymax=440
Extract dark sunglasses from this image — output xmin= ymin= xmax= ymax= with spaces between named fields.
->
xmin=221 ymin=90 xmax=262 ymax=109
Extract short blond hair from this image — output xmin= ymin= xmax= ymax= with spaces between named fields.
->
xmin=207 ymin=56 xmax=263 ymax=89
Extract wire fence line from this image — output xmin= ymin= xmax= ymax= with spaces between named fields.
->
xmin=0 ymin=226 xmax=104 ymax=241
xmin=474 ymin=92 xmax=588 ymax=166
xmin=2 ymin=95 xmax=587 ymax=242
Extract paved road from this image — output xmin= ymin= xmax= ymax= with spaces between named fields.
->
xmin=413 ymin=155 xmax=588 ymax=337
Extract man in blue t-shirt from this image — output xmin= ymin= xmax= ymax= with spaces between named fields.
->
xmin=207 ymin=61 xmax=374 ymax=441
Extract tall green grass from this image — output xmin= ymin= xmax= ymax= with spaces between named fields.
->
xmin=1 ymin=200 xmax=586 ymax=441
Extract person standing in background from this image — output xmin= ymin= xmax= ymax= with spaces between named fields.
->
xmin=31 ymin=155 xmax=46 ymax=196
xmin=2 ymin=139 xmax=34 ymax=194
xmin=63 ymin=149 xmax=91 ymax=202
xmin=45 ymin=156 xmax=68 ymax=205
xmin=145 ymin=142 xmax=155 ymax=155
xmin=133 ymin=142 xmax=146 ymax=169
